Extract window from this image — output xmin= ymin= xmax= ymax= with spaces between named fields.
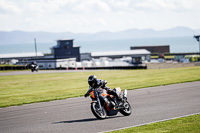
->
xmin=38 ymin=63 xmax=44 ymax=68
xmin=57 ymin=41 xmax=60 ymax=46
xmin=132 ymin=57 xmax=142 ymax=64
xmin=48 ymin=63 xmax=54 ymax=68
xmin=64 ymin=46 xmax=69 ymax=49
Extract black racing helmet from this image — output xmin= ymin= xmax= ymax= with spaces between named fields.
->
xmin=88 ymin=75 xmax=97 ymax=87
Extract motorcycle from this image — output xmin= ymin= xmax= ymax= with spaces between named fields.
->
xmin=87 ymin=87 xmax=132 ymax=119
xmin=30 ymin=64 xmax=38 ymax=72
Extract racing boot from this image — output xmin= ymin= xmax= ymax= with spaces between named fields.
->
xmin=117 ymin=94 xmax=124 ymax=107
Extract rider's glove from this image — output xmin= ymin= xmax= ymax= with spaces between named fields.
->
xmin=84 ymin=93 xmax=89 ymax=97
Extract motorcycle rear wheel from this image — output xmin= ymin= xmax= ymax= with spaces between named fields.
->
xmin=91 ymin=102 xmax=106 ymax=119
xmin=120 ymin=101 xmax=132 ymax=116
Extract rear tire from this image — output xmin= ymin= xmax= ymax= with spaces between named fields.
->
xmin=91 ymin=102 xmax=106 ymax=119
xmin=120 ymin=101 xmax=132 ymax=116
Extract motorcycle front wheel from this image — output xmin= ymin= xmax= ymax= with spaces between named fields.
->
xmin=120 ymin=101 xmax=132 ymax=116
xmin=91 ymin=102 xmax=106 ymax=119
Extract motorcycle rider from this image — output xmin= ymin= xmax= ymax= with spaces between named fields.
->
xmin=30 ymin=61 xmax=38 ymax=72
xmin=31 ymin=61 xmax=37 ymax=67
xmin=84 ymin=75 xmax=123 ymax=109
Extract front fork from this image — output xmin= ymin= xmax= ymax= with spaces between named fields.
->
xmin=97 ymin=96 xmax=102 ymax=111
xmin=94 ymin=90 xmax=104 ymax=113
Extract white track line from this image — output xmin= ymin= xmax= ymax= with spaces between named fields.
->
xmin=101 ymin=112 xmax=200 ymax=133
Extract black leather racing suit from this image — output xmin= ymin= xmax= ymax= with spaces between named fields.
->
xmin=85 ymin=79 xmax=119 ymax=105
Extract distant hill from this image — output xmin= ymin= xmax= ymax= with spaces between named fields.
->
xmin=0 ymin=27 xmax=199 ymax=44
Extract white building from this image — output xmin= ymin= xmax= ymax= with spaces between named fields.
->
xmin=35 ymin=58 xmax=77 ymax=69
xmin=91 ymin=49 xmax=151 ymax=64
xmin=0 ymin=49 xmax=150 ymax=69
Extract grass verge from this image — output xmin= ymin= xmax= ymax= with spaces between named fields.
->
xmin=108 ymin=114 xmax=200 ymax=133
xmin=0 ymin=66 xmax=200 ymax=107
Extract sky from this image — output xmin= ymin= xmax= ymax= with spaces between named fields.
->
xmin=0 ymin=0 xmax=200 ymax=33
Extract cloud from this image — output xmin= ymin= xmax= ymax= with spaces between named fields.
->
xmin=0 ymin=0 xmax=21 ymax=14
xmin=72 ymin=0 xmax=111 ymax=13
xmin=108 ymin=0 xmax=131 ymax=10
xmin=133 ymin=0 xmax=200 ymax=12
xmin=0 ymin=0 xmax=200 ymax=33
xmin=23 ymin=0 xmax=69 ymax=14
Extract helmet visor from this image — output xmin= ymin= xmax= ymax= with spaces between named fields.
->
xmin=89 ymin=81 xmax=95 ymax=87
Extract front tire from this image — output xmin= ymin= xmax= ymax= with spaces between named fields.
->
xmin=91 ymin=102 xmax=106 ymax=119
xmin=120 ymin=101 xmax=132 ymax=116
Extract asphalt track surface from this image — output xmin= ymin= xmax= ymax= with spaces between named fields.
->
xmin=0 ymin=81 xmax=200 ymax=133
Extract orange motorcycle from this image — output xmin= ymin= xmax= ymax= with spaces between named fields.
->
xmin=88 ymin=87 xmax=131 ymax=119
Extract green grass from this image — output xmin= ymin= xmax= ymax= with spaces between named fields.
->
xmin=0 ymin=67 xmax=200 ymax=107
xmin=0 ymin=64 xmax=16 ymax=66
xmin=108 ymin=114 xmax=200 ymax=133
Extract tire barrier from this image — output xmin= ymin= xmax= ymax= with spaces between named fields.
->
xmin=0 ymin=66 xmax=30 ymax=70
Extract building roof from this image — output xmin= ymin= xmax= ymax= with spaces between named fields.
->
xmin=91 ymin=49 xmax=151 ymax=57
xmin=73 ymin=45 xmax=80 ymax=48
xmin=131 ymin=45 xmax=169 ymax=48
xmin=0 ymin=52 xmax=44 ymax=59
xmin=57 ymin=39 xmax=74 ymax=41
